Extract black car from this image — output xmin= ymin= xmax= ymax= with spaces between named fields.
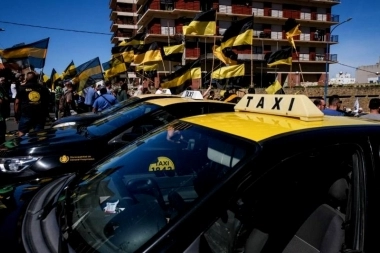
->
xmin=1 ymin=94 xmax=379 ymax=253
xmin=51 ymin=94 xmax=178 ymax=128
xmin=0 ymin=94 xmax=235 ymax=184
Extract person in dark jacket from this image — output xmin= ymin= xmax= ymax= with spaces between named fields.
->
xmin=14 ymin=72 xmax=50 ymax=136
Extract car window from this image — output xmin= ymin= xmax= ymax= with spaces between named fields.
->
xmin=64 ymin=120 xmax=256 ymax=252
xmin=87 ymin=103 xmax=160 ymax=136
xmin=201 ymin=144 xmax=365 ymax=253
xmin=98 ymin=97 xmax=140 ymax=115
xmin=107 ymin=110 xmax=177 ymax=144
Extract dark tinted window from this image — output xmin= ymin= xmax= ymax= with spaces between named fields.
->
xmin=87 ymin=103 xmax=160 ymax=136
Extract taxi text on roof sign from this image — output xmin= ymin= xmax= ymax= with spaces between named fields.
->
xmin=234 ymin=94 xmax=324 ymax=122
xmin=181 ymin=90 xmax=204 ymax=100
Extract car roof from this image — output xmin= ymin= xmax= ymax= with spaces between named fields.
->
xmin=146 ymin=97 xmax=234 ymax=106
xmin=135 ymin=94 xmax=181 ymax=99
xmin=181 ymin=94 xmax=379 ymax=142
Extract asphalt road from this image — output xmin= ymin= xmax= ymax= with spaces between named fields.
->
xmin=5 ymin=103 xmax=55 ymax=141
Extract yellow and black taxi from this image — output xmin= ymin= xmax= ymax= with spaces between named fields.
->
xmin=51 ymin=92 xmax=177 ymax=128
xmin=1 ymin=94 xmax=379 ymax=252
xmin=0 ymin=91 xmax=235 ymax=185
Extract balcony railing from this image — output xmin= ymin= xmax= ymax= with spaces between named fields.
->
xmin=252 ymin=7 xmax=338 ymax=22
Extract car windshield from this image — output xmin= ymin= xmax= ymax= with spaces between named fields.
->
xmin=62 ymin=120 xmax=255 ymax=252
xmin=86 ymin=102 xmax=160 ymax=136
xmin=97 ymin=97 xmax=140 ymax=115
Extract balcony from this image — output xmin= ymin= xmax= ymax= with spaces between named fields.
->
xmin=111 ymin=31 xmax=134 ymax=43
xmin=111 ymin=23 xmax=137 ymax=32
xmin=252 ymin=8 xmax=339 ymax=24
xmin=109 ymin=0 xmax=136 ymax=8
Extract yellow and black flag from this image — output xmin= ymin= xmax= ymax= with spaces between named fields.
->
xmin=62 ymin=60 xmax=77 ymax=79
xmin=133 ymin=42 xmax=162 ymax=65
xmin=183 ymin=9 xmax=216 ymax=35
xmin=265 ymin=80 xmax=285 ymax=94
xmin=265 ymin=47 xmax=293 ymax=67
xmin=72 ymin=57 xmax=103 ymax=92
xmin=0 ymin=37 xmax=49 ymax=69
xmin=136 ymin=63 xmax=158 ymax=72
xmin=50 ymin=68 xmax=61 ymax=89
xmin=211 ymin=64 xmax=245 ymax=80
xmin=40 ymin=71 xmax=49 ymax=83
xmin=119 ymin=33 xmax=146 ymax=46
xmin=221 ymin=16 xmax=253 ymax=49
xmin=103 ymin=55 xmax=127 ymax=79
xmin=212 ymin=46 xmax=238 ymax=65
xmin=285 ymin=18 xmax=301 ymax=49
xmin=112 ymin=45 xmax=134 ymax=63
xmin=162 ymin=44 xmax=184 ymax=62
xmin=161 ymin=58 xmax=201 ymax=91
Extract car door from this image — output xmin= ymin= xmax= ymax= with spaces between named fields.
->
xmin=139 ymin=128 xmax=375 ymax=253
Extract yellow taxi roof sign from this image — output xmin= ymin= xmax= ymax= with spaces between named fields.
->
xmin=234 ymin=94 xmax=324 ymax=122
xmin=181 ymin=90 xmax=204 ymax=100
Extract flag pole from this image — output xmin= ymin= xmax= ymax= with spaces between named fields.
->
xmin=250 ymin=14 xmax=254 ymax=88
xmin=167 ymin=20 xmax=172 ymax=75
xmin=293 ymin=47 xmax=307 ymax=95
xmin=208 ymin=12 xmax=218 ymax=88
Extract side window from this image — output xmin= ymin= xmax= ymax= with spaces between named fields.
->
xmin=108 ymin=111 xmax=176 ymax=145
xmin=200 ymin=144 xmax=365 ymax=253
xmin=130 ymin=111 xmax=176 ymax=135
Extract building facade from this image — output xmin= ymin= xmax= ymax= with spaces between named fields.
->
xmin=329 ymin=71 xmax=355 ymax=85
xmin=109 ymin=0 xmax=342 ymax=88
xmin=356 ymin=61 xmax=380 ymax=84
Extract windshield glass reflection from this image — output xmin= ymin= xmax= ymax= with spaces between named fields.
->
xmin=63 ymin=120 xmax=253 ymax=252
xmin=87 ymin=103 xmax=160 ymax=136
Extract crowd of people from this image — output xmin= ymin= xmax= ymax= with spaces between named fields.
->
xmin=3 ymin=70 xmax=380 ymax=144
xmin=313 ymin=95 xmax=380 ymax=120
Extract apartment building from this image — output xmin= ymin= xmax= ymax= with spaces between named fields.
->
xmin=109 ymin=0 xmax=341 ymax=87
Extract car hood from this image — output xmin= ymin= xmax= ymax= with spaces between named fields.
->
xmin=51 ymin=112 xmax=101 ymax=127
xmin=0 ymin=127 xmax=89 ymax=154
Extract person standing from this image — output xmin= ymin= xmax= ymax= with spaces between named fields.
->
xmin=0 ymin=77 xmax=10 ymax=120
xmin=60 ymin=81 xmax=76 ymax=117
xmin=14 ymin=72 xmax=50 ymax=136
xmin=133 ymin=78 xmax=143 ymax=97
xmin=359 ymin=98 xmax=380 ymax=120
xmin=92 ymin=86 xmax=118 ymax=113
xmin=313 ymin=98 xmax=326 ymax=111
xmin=0 ymin=87 xmax=7 ymax=143
xmin=322 ymin=96 xmax=345 ymax=116
xmin=117 ymin=82 xmax=130 ymax=102
xmin=84 ymin=83 xmax=98 ymax=112
xmin=54 ymin=81 xmax=63 ymax=120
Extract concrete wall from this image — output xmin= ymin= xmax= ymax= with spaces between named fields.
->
xmin=257 ymin=85 xmax=380 ymax=112
xmin=204 ymin=85 xmax=380 ymax=113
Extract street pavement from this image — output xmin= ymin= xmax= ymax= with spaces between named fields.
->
xmin=5 ymin=103 xmax=55 ymax=141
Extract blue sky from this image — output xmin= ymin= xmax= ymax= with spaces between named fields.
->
xmin=0 ymin=0 xmax=111 ymax=78
xmin=329 ymin=0 xmax=380 ymax=77
xmin=0 ymin=0 xmax=378 ymax=78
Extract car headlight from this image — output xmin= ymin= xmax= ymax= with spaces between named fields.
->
xmin=0 ymin=156 xmax=41 ymax=173
xmin=53 ymin=122 xmax=77 ymax=128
